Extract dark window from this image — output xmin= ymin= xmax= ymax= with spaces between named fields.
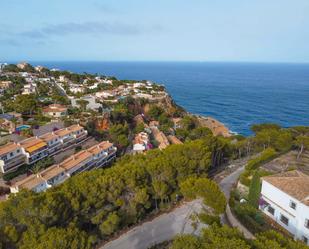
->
xmin=290 ymin=201 xmax=297 ymax=210
xmin=305 ymin=219 xmax=309 ymax=229
xmin=10 ymin=152 xmax=13 ymax=157
xmin=280 ymin=214 xmax=289 ymax=226
xmin=267 ymin=206 xmax=275 ymax=215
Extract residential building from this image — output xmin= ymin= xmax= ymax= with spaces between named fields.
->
xmin=133 ymin=132 xmax=150 ymax=153
xmin=10 ymin=164 xmax=67 ymax=193
xmin=17 ymin=62 xmax=29 ymax=70
xmin=19 ymin=137 xmax=48 ymax=164
xmin=150 ymin=126 xmax=170 ymax=150
xmin=0 ymin=124 xmax=88 ymax=174
xmin=259 ymin=170 xmax=309 ymax=245
xmin=87 ymin=141 xmax=117 ymax=168
xmin=0 ymin=113 xmax=22 ymax=133
xmin=0 ymin=80 xmax=12 ymax=90
xmin=42 ymin=104 xmax=68 ymax=118
xmin=40 ymin=132 xmax=62 ymax=155
xmin=59 ymin=75 xmax=68 ymax=82
xmin=0 ymin=143 xmax=26 ymax=173
xmin=10 ymin=141 xmax=117 ymax=193
xmin=22 ymin=83 xmax=36 ymax=95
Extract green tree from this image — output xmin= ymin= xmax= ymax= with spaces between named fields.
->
xmin=147 ymin=105 xmax=164 ymax=120
xmin=248 ymin=171 xmax=261 ymax=208
xmin=13 ymin=94 xmax=37 ymax=115
xmin=76 ymin=99 xmax=89 ymax=111
xmin=99 ymin=212 xmax=120 ymax=236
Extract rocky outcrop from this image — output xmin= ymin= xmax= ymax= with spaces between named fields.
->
xmin=196 ymin=115 xmax=231 ymax=137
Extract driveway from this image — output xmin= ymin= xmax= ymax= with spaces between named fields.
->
xmin=101 ymin=200 xmax=205 ymax=249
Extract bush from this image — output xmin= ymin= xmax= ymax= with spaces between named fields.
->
xmin=233 ymin=203 xmax=269 ymax=234
xmin=198 ymin=213 xmax=220 ymax=225
xmin=246 ymin=148 xmax=277 ymax=171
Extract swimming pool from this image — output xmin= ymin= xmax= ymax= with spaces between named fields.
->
xmin=16 ymin=125 xmax=31 ymax=132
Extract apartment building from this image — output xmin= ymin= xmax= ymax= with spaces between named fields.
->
xmin=19 ymin=137 xmax=49 ymax=164
xmin=259 ymin=170 xmax=309 ymax=245
xmin=10 ymin=141 xmax=117 ymax=193
xmin=0 ymin=143 xmax=26 ymax=173
xmin=0 ymin=124 xmax=88 ymax=174
xmin=10 ymin=164 xmax=68 ymax=193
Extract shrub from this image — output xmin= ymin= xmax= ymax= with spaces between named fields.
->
xmin=198 ymin=213 xmax=220 ymax=225
xmin=246 ymin=148 xmax=277 ymax=171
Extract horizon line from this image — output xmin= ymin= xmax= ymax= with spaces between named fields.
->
xmin=3 ymin=60 xmax=309 ymax=65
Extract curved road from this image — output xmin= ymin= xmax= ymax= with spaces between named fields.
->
xmin=101 ymin=200 xmax=205 ymax=249
xmin=101 ymin=163 xmax=248 ymax=249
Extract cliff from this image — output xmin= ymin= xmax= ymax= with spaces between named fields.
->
xmin=195 ymin=115 xmax=232 ymax=137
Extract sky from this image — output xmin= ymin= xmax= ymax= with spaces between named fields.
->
xmin=1 ymin=0 xmax=309 ymax=62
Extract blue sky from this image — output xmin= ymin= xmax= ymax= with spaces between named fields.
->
xmin=1 ymin=0 xmax=309 ymax=62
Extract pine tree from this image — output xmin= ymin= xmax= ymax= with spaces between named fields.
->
xmin=248 ymin=171 xmax=261 ymax=208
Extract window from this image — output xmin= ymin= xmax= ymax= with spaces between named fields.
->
xmin=302 ymin=236 xmax=308 ymax=245
xmin=290 ymin=201 xmax=297 ymax=210
xmin=267 ymin=206 xmax=275 ymax=215
xmin=280 ymin=214 xmax=289 ymax=226
xmin=9 ymin=152 xmax=13 ymax=157
xmin=17 ymin=149 xmax=20 ymax=153
xmin=305 ymin=219 xmax=309 ymax=229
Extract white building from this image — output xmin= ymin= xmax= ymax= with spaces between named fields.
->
xmin=0 ymin=124 xmax=88 ymax=174
xmin=133 ymin=132 xmax=149 ymax=153
xmin=260 ymin=170 xmax=309 ymax=245
xmin=42 ymin=104 xmax=68 ymax=118
xmin=22 ymin=83 xmax=37 ymax=95
xmin=10 ymin=141 xmax=117 ymax=193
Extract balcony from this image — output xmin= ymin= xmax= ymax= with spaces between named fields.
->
xmin=1 ymin=154 xmax=26 ymax=173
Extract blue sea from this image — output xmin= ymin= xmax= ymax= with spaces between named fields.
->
xmin=32 ymin=62 xmax=309 ymax=135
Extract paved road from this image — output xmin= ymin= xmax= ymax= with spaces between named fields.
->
xmin=219 ymin=165 xmax=245 ymax=199
xmin=101 ymin=200 xmax=205 ymax=249
xmin=101 ymin=163 xmax=248 ymax=249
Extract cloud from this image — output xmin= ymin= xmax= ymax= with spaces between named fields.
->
xmin=18 ymin=21 xmax=165 ymax=41
xmin=0 ymin=21 xmax=165 ymax=46
xmin=19 ymin=21 xmax=151 ymax=39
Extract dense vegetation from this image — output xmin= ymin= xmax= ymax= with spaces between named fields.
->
xmin=170 ymin=224 xmax=308 ymax=249
xmin=0 ymin=137 xmax=224 ymax=249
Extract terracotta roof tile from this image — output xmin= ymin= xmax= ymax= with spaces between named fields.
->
xmin=0 ymin=143 xmax=20 ymax=156
xmin=263 ymin=170 xmax=309 ymax=206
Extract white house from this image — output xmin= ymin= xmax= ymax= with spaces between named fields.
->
xmin=22 ymin=83 xmax=37 ymax=95
xmin=260 ymin=170 xmax=309 ymax=245
xmin=42 ymin=104 xmax=68 ymax=118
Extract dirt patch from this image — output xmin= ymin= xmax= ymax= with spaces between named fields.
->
xmin=261 ymin=150 xmax=309 ymax=175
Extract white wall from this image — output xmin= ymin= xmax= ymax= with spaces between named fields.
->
xmin=260 ymin=180 xmax=309 ymax=244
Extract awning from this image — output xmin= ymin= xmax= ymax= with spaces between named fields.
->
xmin=26 ymin=142 xmax=47 ymax=153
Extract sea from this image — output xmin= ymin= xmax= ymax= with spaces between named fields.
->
xmin=31 ymin=62 xmax=309 ymax=136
